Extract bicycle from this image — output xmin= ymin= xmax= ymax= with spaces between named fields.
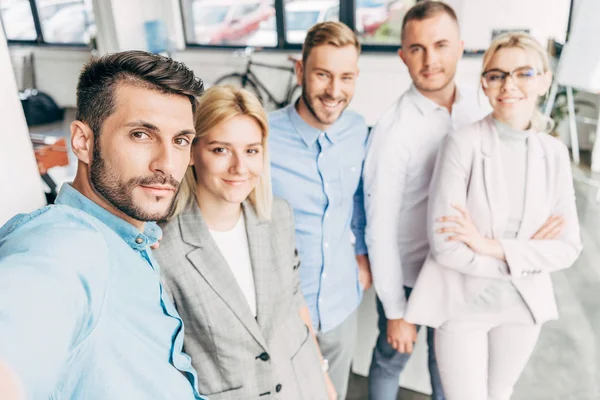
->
xmin=213 ymin=47 xmax=302 ymax=110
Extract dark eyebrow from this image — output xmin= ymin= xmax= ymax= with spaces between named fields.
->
xmin=408 ymin=43 xmax=425 ymax=50
xmin=126 ymin=121 xmax=195 ymax=137
xmin=125 ymin=121 xmax=160 ymax=131
xmin=176 ymin=130 xmax=196 ymax=137
xmin=435 ymin=39 xmax=449 ymax=45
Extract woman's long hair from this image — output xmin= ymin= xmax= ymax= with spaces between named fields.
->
xmin=170 ymin=85 xmax=272 ymax=220
xmin=481 ymin=32 xmax=554 ymax=133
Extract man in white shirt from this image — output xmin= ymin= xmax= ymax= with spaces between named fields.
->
xmin=363 ymin=2 xmax=490 ymax=399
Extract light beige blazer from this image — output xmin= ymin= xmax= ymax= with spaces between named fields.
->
xmin=404 ymin=115 xmax=583 ymax=328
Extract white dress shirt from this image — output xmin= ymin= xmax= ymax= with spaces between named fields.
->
xmin=209 ymin=215 xmax=257 ymax=317
xmin=363 ymin=84 xmax=491 ymax=319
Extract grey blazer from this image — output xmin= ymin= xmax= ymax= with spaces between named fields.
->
xmin=153 ymin=197 xmax=328 ymax=400
xmin=404 ymin=115 xmax=583 ymax=328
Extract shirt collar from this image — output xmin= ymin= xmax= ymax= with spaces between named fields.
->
xmin=55 ymin=183 xmax=162 ymax=251
xmin=286 ymin=101 xmax=346 ymax=147
xmin=408 ymin=83 xmax=463 ymax=115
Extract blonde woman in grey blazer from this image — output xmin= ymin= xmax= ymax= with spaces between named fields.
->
xmin=404 ymin=33 xmax=582 ymax=400
xmin=154 ymin=86 xmax=333 ymax=400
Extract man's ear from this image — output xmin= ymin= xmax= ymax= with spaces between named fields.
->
xmin=398 ymin=48 xmax=406 ymax=65
xmin=71 ymin=121 xmax=94 ymax=165
xmin=295 ymin=59 xmax=304 ymax=87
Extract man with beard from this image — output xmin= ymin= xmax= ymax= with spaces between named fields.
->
xmin=363 ymin=2 xmax=490 ymax=399
xmin=268 ymin=21 xmax=370 ymax=399
xmin=0 ymin=51 xmax=205 ymax=400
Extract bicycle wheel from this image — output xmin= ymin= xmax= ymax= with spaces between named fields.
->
xmin=213 ymin=73 xmax=264 ymax=104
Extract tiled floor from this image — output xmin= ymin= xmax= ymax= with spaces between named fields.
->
xmin=346 ymin=176 xmax=600 ymax=400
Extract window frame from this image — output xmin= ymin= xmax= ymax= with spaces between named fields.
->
xmin=2 ymin=0 xmax=91 ymax=48
xmin=181 ymin=0 xmax=575 ymax=54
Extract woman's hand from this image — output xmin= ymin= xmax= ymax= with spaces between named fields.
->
xmin=531 ymin=216 xmax=565 ymax=240
xmin=436 ymin=204 xmax=504 ymax=260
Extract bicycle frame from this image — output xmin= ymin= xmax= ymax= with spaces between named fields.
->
xmin=245 ymin=58 xmax=298 ymax=108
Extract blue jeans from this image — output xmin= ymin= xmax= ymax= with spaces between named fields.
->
xmin=368 ymin=287 xmax=445 ymax=400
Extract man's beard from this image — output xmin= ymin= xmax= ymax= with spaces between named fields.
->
xmin=415 ymin=68 xmax=456 ymax=93
xmin=90 ymin=137 xmax=180 ymax=222
xmin=301 ymin=76 xmax=348 ymax=126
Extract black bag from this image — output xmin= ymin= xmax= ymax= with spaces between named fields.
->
xmin=19 ymin=53 xmax=64 ymax=126
xmin=20 ymin=88 xmax=64 ymax=126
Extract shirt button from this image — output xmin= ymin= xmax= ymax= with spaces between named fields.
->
xmin=351 ymin=167 xmax=356 ymax=172
xmin=323 ymin=273 xmax=327 ymax=279
xmin=318 ymin=153 xmax=323 ymax=159
xmin=135 ymin=237 xmax=144 ymax=244
xmin=320 ymin=132 xmax=325 ymax=138
xmin=325 ymin=212 xmax=329 ymax=218
xmin=276 ymin=384 xmax=282 ymax=392
xmin=257 ymin=352 xmax=270 ymax=361
xmin=324 ymin=183 xmax=329 ymax=189
xmin=324 ymin=242 xmax=329 ymax=248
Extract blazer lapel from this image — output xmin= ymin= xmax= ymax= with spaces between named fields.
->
xmin=517 ymin=133 xmax=547 ymax=239
xmin=482 ymin=116 xmax=509 ymax=239
xmin=242 ymin=201 xmax=276 ymax=335
xmin=179 ymin=202 xmax=267 ymax=349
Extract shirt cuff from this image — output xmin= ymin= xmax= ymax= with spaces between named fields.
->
xmin=354 ymin=235 xmax=368 ymax=256
xmin=380 ymin=298 xmax=407 ymax=320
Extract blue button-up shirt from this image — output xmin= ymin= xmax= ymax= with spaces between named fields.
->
xmin=269 ymin=103 xmax=368 ymax=332
xmin=0 ymin=184 xmax=205 ymax=400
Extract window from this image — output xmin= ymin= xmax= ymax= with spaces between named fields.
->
xmin=180 ymin=0 xmax=574 ymax=52
xmin=36 ymin=0 xmax=95 ymax=44
xmin=355 ymin=0 xmax=416 ymax=46
xmin=0 ymin=0 xmax=95 ymax=45
xmin=284 ymin=0 xmax=339 ymax=44
xmin=182 ymin=0 xmax=277 ymax=47
xmin=0 ymin=0 xmax=37 ymax=40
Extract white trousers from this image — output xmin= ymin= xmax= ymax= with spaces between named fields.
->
xmin=435 ymin=303 xmax=542 ymax=400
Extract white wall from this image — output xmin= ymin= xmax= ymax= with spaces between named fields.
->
xmin=0 ymin=27 xmax=46 ymax=226
xmin=448 ymin=0 xmax=571 ymax=50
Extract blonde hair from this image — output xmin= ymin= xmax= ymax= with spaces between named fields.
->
xmin=171 ymin=85 xmax=272 ymax=220
xmin=481 ymin=32 xmax=554 ymax=133
xmin=302 ymin=21 xmax=360 ymax=63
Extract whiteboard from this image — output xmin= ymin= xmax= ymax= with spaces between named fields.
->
xmin=555 ymin=0 xmax=600 ymax=93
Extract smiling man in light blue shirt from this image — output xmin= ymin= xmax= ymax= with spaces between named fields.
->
xmin=0 ymin=51 xmax=206 ymax=399
xmin=268 ymin=22 xmax=370 ymax=400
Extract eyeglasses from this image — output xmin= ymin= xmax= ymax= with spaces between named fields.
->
xmin=481 ymin=66 xmax=542 ymax=88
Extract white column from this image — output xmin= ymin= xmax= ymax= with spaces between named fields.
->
xmin=0 ymin=25 xmax=46 ymax=225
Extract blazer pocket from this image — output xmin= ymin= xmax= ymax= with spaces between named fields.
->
xmin=195 ymin=324 xmax=244 ymax=396
xmin=290 ymin=326 xmax=328 ymax=400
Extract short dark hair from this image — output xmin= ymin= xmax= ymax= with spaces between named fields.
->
xmin=76 ymin=50 xmax=204 ymax=135
xmin=401 ymin=1 xmax=459 ymax=40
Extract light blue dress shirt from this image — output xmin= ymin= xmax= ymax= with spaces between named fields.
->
xmin=269 ymin=103 xmax=368 ymax=332
xmin=0 ymin=184 xmax=205 ymax=400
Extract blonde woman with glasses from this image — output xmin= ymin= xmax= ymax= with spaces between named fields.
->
xmin=403 ymin=32 xmax=582 ymax=399
xmin=153 ymin=86 xmax=335 ymax=400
